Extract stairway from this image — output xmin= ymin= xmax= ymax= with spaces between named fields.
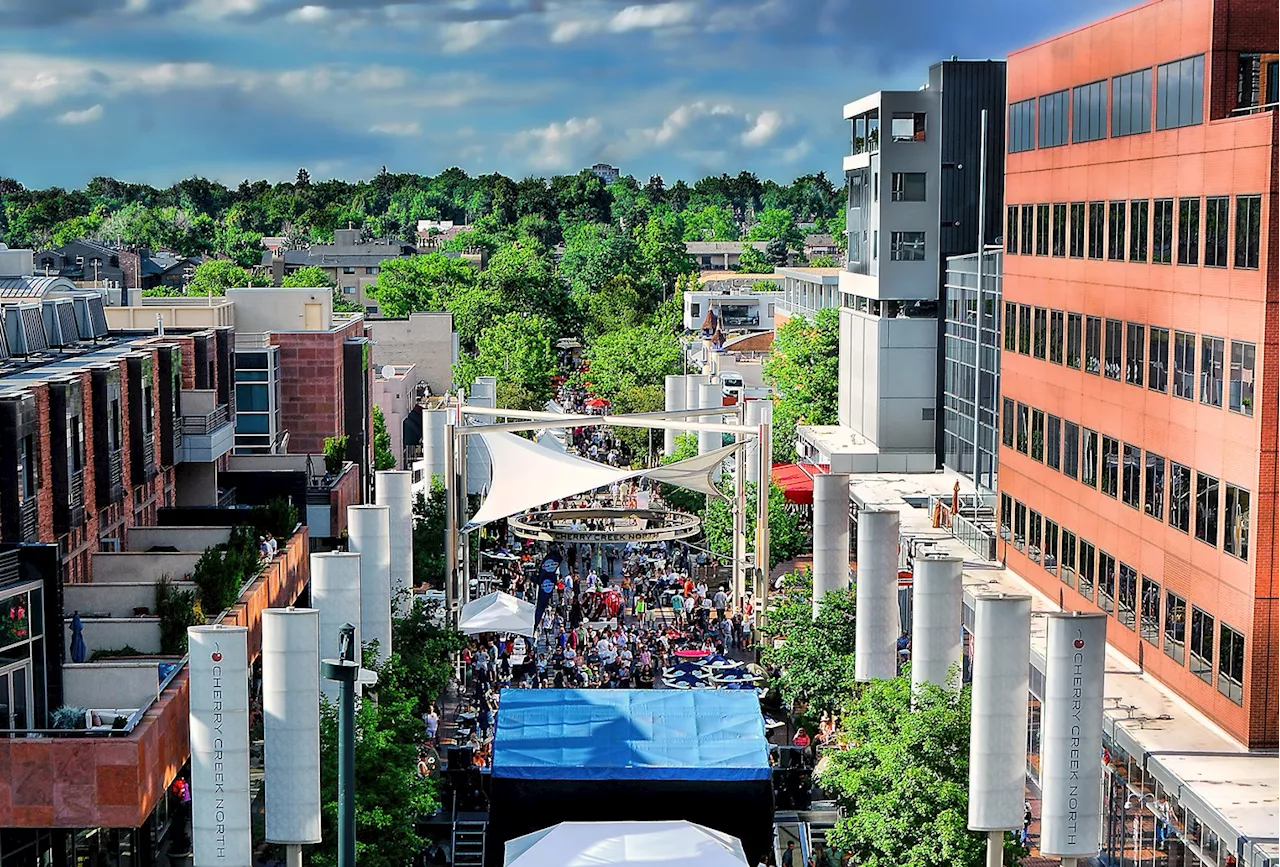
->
xmin=452 ymin=819 xmax=487 ymax=867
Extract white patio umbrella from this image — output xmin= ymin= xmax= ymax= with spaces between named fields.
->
xmin=504 ymin=821 xmax=749 ymax=867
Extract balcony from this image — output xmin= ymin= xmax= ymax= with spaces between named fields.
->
xmin=178 ymin=390 xmax=233 ymax=464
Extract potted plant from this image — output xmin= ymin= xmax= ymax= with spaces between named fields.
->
xmin=323 ymin=434 xmax=348 ymax=476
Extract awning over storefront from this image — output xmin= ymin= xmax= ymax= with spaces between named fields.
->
xmin=770 ymin=462 xmax=829 ymax=505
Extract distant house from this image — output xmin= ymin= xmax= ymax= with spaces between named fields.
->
xmin=415 ymin=220 xmax=471 ymax=249
xmin=685 ymin=240 xmax=792 ymax=270
xmin=33 ymin=240 xmax=200 ymax=292
xmin=263 ymin=227 xmax=419 ymax=315
xmin=589 ymin=163 xmax=621 ymax=185
xmin=803 ymin=234 xmax=839 ymax=261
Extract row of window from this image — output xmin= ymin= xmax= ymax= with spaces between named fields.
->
xmin=1001 ymin=399 xmax=1253 ymax=561
xmin=1005 ymin=194 xmax=1263 ymax=271
xmin=1008 ymin=54 xmax=1204 ymax=153
xmin=999 ymin=493 xmax=1246 ymax=704
xmin=1001 ymin=306 xmax=1257 ymax=416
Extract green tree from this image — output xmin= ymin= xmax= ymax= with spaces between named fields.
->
xmin=559 ymin=221 xmax=638 ymax=299
xmin=736 ymin=243 xmax=773 ymax=274
xmin=582 ymin=321 xmax=682 ymax=399
xmin=809 ymin=253 xmax=839 ymax=268
xmin=761 ymin=570 xmax=857 ymax=720
xmin=393 ymin=597 xmax=466 ymax=714
xmin=453 ymin=312 xmax=558 ymax=407
xmin=765 ymin=237 xmax=791 ymax=267
xmin=699 ymin=481 xmax=808 ymax=570
xmin=762 ymin=308 xmax=840 ymax=461
xmin=583 ymin=275 xmax=645 ymax=342
xmin=413 ymin=483 xmax=446 ymax=587
xmin=609 ymin=383 xmax=665 ymax=465
xmin=280 ymin=264 xmax=334 ymax=288
xmin=639 ymin=209 xmax=695 ymax=299
xmin=368 ymin=253 xmax=476 ymax=319
xmin=818 ymin=676 xmax=1028 ymax=867
xmin=682 ymin=204 xmax=738 ymax=241
xmin=372 ymin=406 xmax=396 ymax=470
xmin=478 ymin=241 xmax=572 ymax=333
xmin=186 ymin=258 xmax=268 ymax=296
xmin=746 ymin=207 xmax=803 ymax=248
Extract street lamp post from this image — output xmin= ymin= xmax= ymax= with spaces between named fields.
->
xmin=321 ymin=623 xmax=360 ymax=867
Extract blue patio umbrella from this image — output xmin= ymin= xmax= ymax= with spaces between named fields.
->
xmin=667 ymin=661 xmax=705 ymax=675
xmin=664 ymin=670 xmax=708 ymax=688
xmin=70 ymin=612 xmax=87 ymax=663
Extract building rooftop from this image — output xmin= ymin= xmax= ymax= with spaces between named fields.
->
xmin=685 ymin=241 xmax=769 ymax=254
xmin=776 ymin=267 xmax=841 ymax=284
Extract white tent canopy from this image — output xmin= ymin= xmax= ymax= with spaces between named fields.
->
xmin=504 ymin=821 xmax=748 ymax=867
xmin=457 ymin=591 xmax=536 ymax=636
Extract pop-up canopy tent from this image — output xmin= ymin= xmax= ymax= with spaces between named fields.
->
xmin=457 ymin=591 xmax=536 ymax=636
xmin=503 ymin=821 xmax=748 ymax=867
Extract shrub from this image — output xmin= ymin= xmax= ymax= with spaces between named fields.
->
xmin=191 ymin=525 xmax=263 ymax=614
xmin=250 ymin=496 xmax=300 ymax=541
xmin=156 ymin=574 xmax=206 ymax=654
xmin=51 ymin=705 xmax=88 ymax=730
xmin=323 ymin=435 xmax=348 ymax=475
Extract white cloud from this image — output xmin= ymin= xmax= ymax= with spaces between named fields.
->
xmin=370 ymin=121 xmax=421 ymax=136
xmin=285 ymin=4 xmax=329 ymax=22
xmin=549 ymin=18 xmax=596 ymax=42
xmin=440 ymin=19 xmax=508 ymax=52
xmin=507 ymin=116 xmax=602 ymax=169
xmin=610 ymin=1 xmax=695 ymax=31
xmin=741 ymin=109 xmax=783 ymax=146
xmin=779 ymin=138 xmax=811 ymax=163
xmin=56 ymin=104 xmax=103 ymax=125
xmin=185 ymin=0 xmax=260 ymax=19
xmin=640 ymin=101 xmax=734 ymax=146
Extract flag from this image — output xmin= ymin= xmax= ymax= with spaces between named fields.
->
xmin=534 ymin=548 xmax=563 ymax=627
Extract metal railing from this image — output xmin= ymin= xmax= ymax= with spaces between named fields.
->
xmin=181 ymin=403 xmax=230 ymax=435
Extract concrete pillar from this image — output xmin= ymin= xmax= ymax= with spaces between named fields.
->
xmin=376 ymin=470 xmax=414 ymax=615
xmin=910 ymin=553 xmax=964 ymax=691
xmin=685 ymin=374 xmax=706 ymax=440
xmin=744 ymin=400 xmax=763 ymax=486
xmin=697 ymin=380 xmax=722 ymax=483
xmin=811 ymin=473 xmax=851 ymax=618
xmin=347 ymin=504 xmax=393 ymax=664
xmin=854 ymin=508 xmax=900 ymax=681
xmin=422 ymin=409 xmax=448 ymax=481
xmin=664 ymin=375 xmax=686 ymax=457
xmin=756 ymin=399 xmax=773 ymax=482
xmin=311 ymin=552 xmax=361 ymax=703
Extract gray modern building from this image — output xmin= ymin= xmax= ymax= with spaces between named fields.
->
xmin=942 ymin=248 xmax=1002 ymax=491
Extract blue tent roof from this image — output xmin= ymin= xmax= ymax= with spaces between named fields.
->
xmin=492 ymin=689 xmax=771 ymax=782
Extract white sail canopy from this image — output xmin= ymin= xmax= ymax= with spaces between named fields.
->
xmin=644 ymin=442 xmax=744 ymax=500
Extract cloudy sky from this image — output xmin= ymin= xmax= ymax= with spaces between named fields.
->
xmin=0 ymin=0 xmax=1130 ymax=189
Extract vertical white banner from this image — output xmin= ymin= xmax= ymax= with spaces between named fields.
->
xmin=1040 ymin=612 xmax=1107 ymax=857
xmin=188 ymin=625 xmax=252 ymax=867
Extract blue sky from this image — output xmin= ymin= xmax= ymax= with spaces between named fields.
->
xmin=0 ymin=0 xmax=1131 ymax=189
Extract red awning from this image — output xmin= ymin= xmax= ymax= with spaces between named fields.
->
xmin=770 ymin=463 xmax=829 ymax=505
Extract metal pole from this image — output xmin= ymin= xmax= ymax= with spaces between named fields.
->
xmin=733 ymin=400 xmax=747 ymax=610
xmin=755 ymin=418 xmax=771 ymax=632
xmin=444 ymin=415 xmax=457 ymax=622
xmin=985 ymin=830 xmax=1002 ymax=867
xmin=972 ymin=108 xmax=988 ymax=491
xmin=286 ymin=845 xmax=302 ymax=867
xmin=459 ymin=429 xmax=470 ymax=606
xmin=320 ymin=623 xmax=359 ymax=867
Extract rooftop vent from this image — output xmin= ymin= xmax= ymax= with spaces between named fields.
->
xmin=3 ymin=304 xmax=49 ymax=356
xmin=41 ymin=298 xmax=81 ymax=347
xmin=72 ymin=294 xmax=108 ymax=339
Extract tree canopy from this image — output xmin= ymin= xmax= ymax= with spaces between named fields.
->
xmin=762 ymin=307 xmax=840 ymax=461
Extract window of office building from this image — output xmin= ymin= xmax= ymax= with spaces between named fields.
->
xmin=1043 ymin=520 xmax=1059 ymax=576
xmin=1195 ymin=472 xmax=1219 ymax=547
xmin=1013 ymin=501 xmax=1027 ymax=551
xmin=1028 ymin=510 xmax=1042 ymax=562
xmin=1122 ymin=443 xmax=1141 ymax=508
xmin=1152 ymin=198 xmax=1174 ymax=263
xmin=1148 ymin=326 xmax=1169 ymax=393
xmin=1035 ymin=204 xmax=1050 ymax=255
xmin=1172 ymin=331 xmax=1196 ymax=399
xmin=891 ymin=172 xmax=927 ymax=201
xmin=1164 ymin=591 xmax=1186 ymax=664
xmin=1018 ymin=305 xmax=1032 ymax=355
xmin=1177 ymin=197 xmax=1199 ymax=265
xmin=1125 ymin=322 xmax=1144 ymax=386
xmin=1051 ymin=203 xmax=1067 ymax=256
xmin=1033 ymin=308 xmax=1047 ymax=359
xmin=1047 ymin=311 xmax=1064 ymax=364
xmin=1224 ymin=484 xmax=1250 ymax=561
xmin=1145 ymin=451 xmax=1165 ymax=520
xmin=1156 ymin=55 xmax=1205 ymax=130
xmin=1170 ymin=462 xmax=1191 ymax=532
xmin=1107 ymin=201 xmax=1127 ymax=260
xmin=1020 ymin=205 xmax=1034 ymax=255
xmin=890 ymin=231 xmax=926 ymax=261
xmin=1078 ymin=539 xmax=1096 ymax=600
xmin=1066 ymin=313 xmax=1082 ymax=369
xmin=1118 ymin=563 xmax=1138 ymax=629
xmin=1101 ymin=436 xmax=1119 ymax=498
xmin=1104 ymin=318 xmax=1123 ymax=380
xmin=1204 ymin=196 xmax=1229 ymax=267
xmin=1129 ymin=199 xmax=1149 ymax=262
xmin=1229 ymin=340 xmax=1255 ymax=415
xmin=1112 ymin=67 xmax=1152 ymax=137
xmin=1237 ymin=51 xmax=1279 ymax=110
xmin=1140 ymin=576 xmax=1161 ymax=645
xmin=1218 ymin=623 xmax=1244 ymax=704
xmin=1006 ymin=206 xmax=1019 ymax=254
xmin=1072 ymin=80 xmax=1108 ymax=142
xmin=1062 ymin=421 xmax=1079 ymax=480
xmin=1039 ymin=90 xmax=1069 ymax=147
xmin=1068 ymin=202 xmax=1085 ymax=257
xmin=1060 ymin=530 xmax=1077 ymax=587
xmin=1031 ymin=409 xmax=1045 ymax=462
xmin=1189 ymin=606 xmax=1213 ymax=683
xmin=1235 ymin=194 xmax=1262 ymax=269
xmin=999 ymin=493 xmax=1012 ymax=541
xmin=1003 ymin=302 xmax=1017 ymax=351
xmin=1085 ymin=315 xmax=1102 ymax=374
xmin=891 ymin=111 xmax=927 ymax=142
xmin=1088 ymin=202 xmax=1105 ymax=259
xmin=1016 ymin=403 xmax=1029 ymax=454
xmin=1082 ymin=428 xmax=1099 ymax=488
xmin=1002 ymin=397 xmax=1015 ymax=448
xmin=1200 ymin=335 xmax=1224 ymax=407
xmin=1046 ymin=415 xmax=1061 ymax=471
xmin=1097 ymin=550 xmax=1116 ymax=613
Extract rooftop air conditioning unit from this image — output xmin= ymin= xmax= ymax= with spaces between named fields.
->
xmin=3 ymin=304 xmax=49 ymax=356
xmin=72 ymin=294 xmax=109 ymax=339
xmin=41 ymin=298 xmax=81 ymax=347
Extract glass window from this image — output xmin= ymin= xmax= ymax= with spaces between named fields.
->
xmin=1057 ymin=423 xmax=1078 ymax=482
xmin=1002 ymin=397 xmax=1015 ymax=448
xmin=1152 ymin=198 xmax=1174 ymax=264
xmin=1107 ymin=201 xmax=1126 ymax=261
xmin=891 ymin=172 xmax=927 ymax=201
xmin=1164 ymin=592 xmax=1186 ymax=664
xmin=1051 ymin=203 xmax=1067 ymax=256
xmin=1199 ymin=336 xmax=1224 ymax=407
xmin=1148 ymin=327 xmax=1169 ymax=393
xmin=1031 ymin=409 xmax=1045 ymax=462
xmin=1170 ymin=462 xmax=1192 ymax=532
xmin=1224 ymin=484 xmax=1250 ymax=561
xmin=1112 ymin=67 xmax=1153 ymax=137
xmin=1125 ymin=322 xmax=1144 ymax=386
xmin=1016 ymin=403 xmax=1029 ymax=454
xmin=1033 ymin=308 xmax=1048 ymax=359
xmin=1088 ymin=202 xmax=1105 ymax=259
xmin=1006 ymin=205 xmax=1019 ymax=254
xmin=1060 ymin=530 xmax=1077 ymax=587
xmin=1078 ymin=539 xmax=1096 ymax=600
xmin=1029 ymin=510 xmax=1042 ymax=562
xmin=1177 ymin=197 xmax=1199 ymax=265
xmin=1118 ymin=563 xmax=1138 ymax=629
xmin=1189 ymin=606 xmax=1213 ymax=683
xmin=891 ymin=111 xmax=927 ymax=142
xmin=1020 ymin=205 xmax=1034 ymax=255
xmin=235 ymin=383 xmax=270 ymax=412
xmin=1018 ymin=305 xmax=1032 ymax=355
xmin=343 ymin=266 xmax=356 ymax=274
xmin=1155 ymin=55 xmax=1205 ymax=130
xmin=1068 ymin=202 xmax=1085 ymax=258
xmin=1072 ymin=80 xmax=1108 ymax=142
xmin=1043 ymin=520 xmax=1059 ymax=576
xmin=1046 ymin=415 xmax=1061 ymax=471
xmin=1000 ymin=492 xmax=1012 ymax=541
xmin=1097 ymin=550 xmax=1116 ymax=613
xmin=1129 ymin=199 xmax=1149 ymax=262
xmin=1122 ymin=443 xmax=1141 ymax=508
xmin=1066 ymin=313 xmax=1082 ymax=369
xmin=1104 ymin=318 xmax=1123 ymax=380
xmin=1195 ymin=472 xmax=1219 ymax=547
xmin=1145 ymin=451 xmax=1165 ymax=520
xmin=1101 ymin=435 xmax=1119 ymax=498
xmin=1013 ymin=501 xmax=1026 ymax=551
xmin=1046 ymin=310 xmax=1064 ymax=364
xmin=1082 ymin=428 xmax=1099 ymax=488
xmin=1085 ymin=315 xmax=1102 ymax=375
xmin=1003 ymin=302 xmax=1017 ymax=351
xmin=1235 ymin=194 xmax=1262 ymax=269
xmin=1218 ymin=623 xmax=1244 ymax=704
xmin=1229 ymin=340 xmax=1256 ymax=415
xmin=1204 ymin=196 xmax=1229 ymax=267
xmin=1140 ymin=576 xmax=1161 ymax=645
xmin=1172 ymin=331 xmax=1196 ymax=400
xmin=1038 ymin=90 xmax=1069 ymax=147
xmin=1036 ymin=204 xmax=1050 ymax=255
xmin=890 ymin=231 xmax=925 ymax=261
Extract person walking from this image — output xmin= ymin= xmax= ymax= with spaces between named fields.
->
xmin=781 ymin=841 xmax=796 ymax=867
xmin=634 ymin=593 xmax=647 ymax=624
